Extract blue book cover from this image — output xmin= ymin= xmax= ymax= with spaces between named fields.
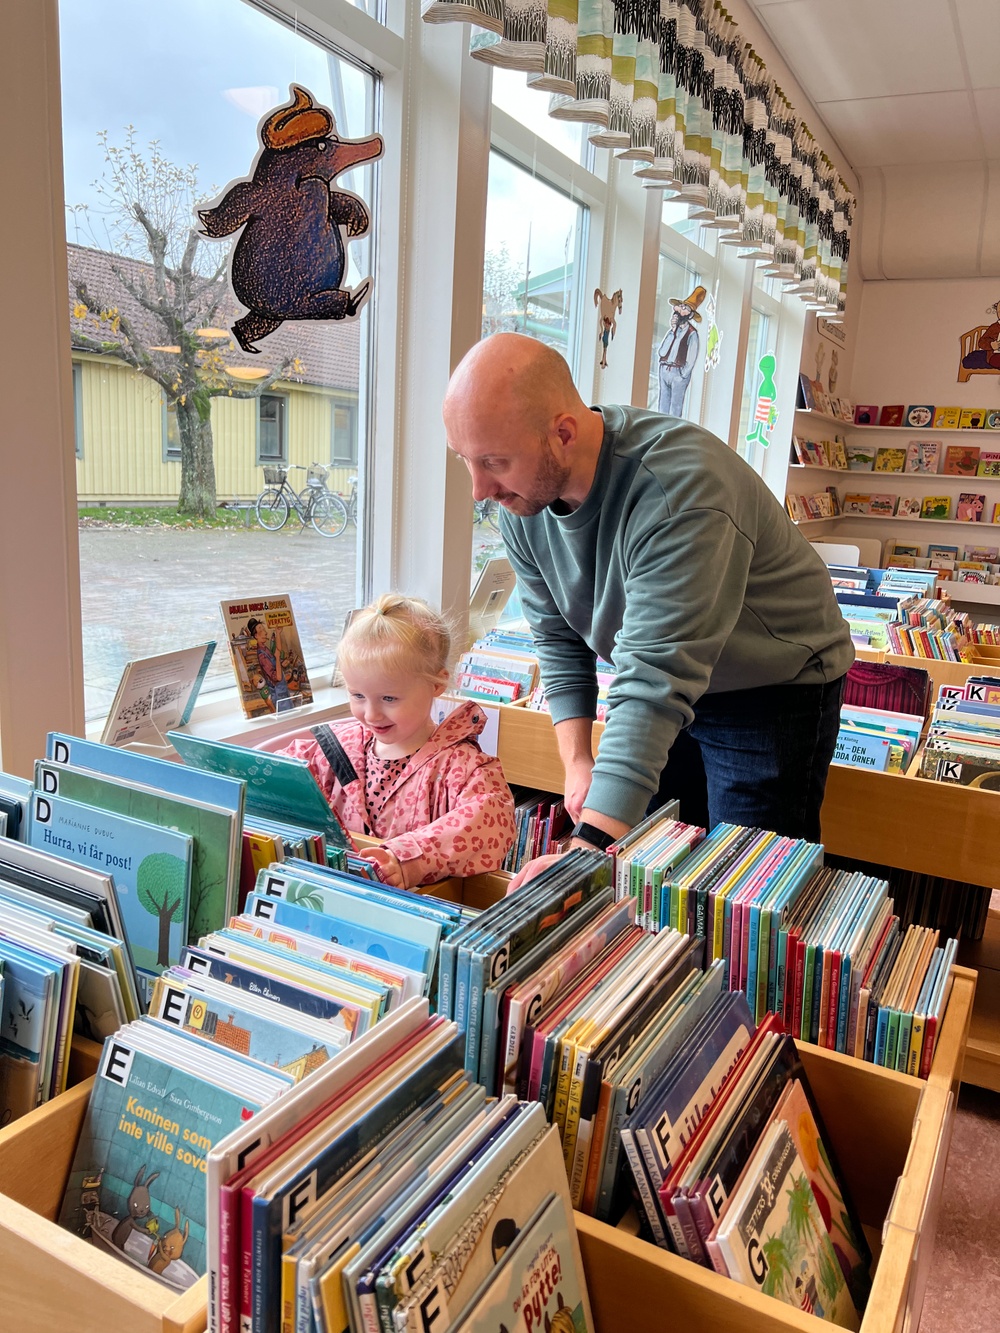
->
xmin=57 ymin=1026 xmax=269 ymax=1289
xmin=178 ymin=948 xmax=366 ymax=1035
xmin=148 ymin=974 xmax=347 ymax=1076
xmin=834 ymin=728 xmax=893 ymax=771
xmin=0 ymin=937 xmax=58 ymax=1122
xmin=46 ymin=732 xmax=245 ymax=815
xmin=242 ymin=891 xmax=433 ymax=979
xmin=257 ymin=868 xmax=448 ymax=948
xmin=28 ymin=790 xmax=193 ymax=1001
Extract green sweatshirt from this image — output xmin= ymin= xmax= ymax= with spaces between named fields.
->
xmin=499 ymin=404 xmax=855 ymax=827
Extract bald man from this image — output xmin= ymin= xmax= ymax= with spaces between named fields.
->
xmin=444 ymin=334 xmax=853 ymax=882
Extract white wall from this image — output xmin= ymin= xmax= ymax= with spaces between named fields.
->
xmin=853 ymin=278 xmax=1000 ymax=408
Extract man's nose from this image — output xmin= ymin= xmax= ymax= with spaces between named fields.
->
xmin=470 ymin=470 xmax=496 ymax=502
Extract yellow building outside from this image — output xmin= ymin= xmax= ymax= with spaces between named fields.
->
xmin=73 ymin=351 xmax=359 ymax=505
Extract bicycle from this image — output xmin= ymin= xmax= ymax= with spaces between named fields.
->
xmin=473 ymin=497 xmax=500 ymax=530
xmin=254 ymin=463 xmax=349 ymax=537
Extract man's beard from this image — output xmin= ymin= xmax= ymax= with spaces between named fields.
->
xmin=496 ymin=441 xmax=572 ymax=517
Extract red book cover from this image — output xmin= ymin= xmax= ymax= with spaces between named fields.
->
xmin=826 ymin=950 xmax=843 ymax=1050
xmin=880 ymin=404 xmax=905 ymax=427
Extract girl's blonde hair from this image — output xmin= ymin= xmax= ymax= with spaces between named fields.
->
xmin=337 ymin=593 xmax=452 ymax=683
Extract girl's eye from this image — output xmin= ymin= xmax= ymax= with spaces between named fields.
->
xmin=382 ymin=696 xmax=397 ymax=703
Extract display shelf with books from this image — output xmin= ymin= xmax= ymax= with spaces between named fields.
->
xmin=795 ymin=408 xmax=853 ymax=429
xmin=0 ymin=965 xmax=974 ymax=1333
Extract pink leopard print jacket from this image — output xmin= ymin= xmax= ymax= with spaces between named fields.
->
xmin=274 ymin=700 xmax=515 ymax=886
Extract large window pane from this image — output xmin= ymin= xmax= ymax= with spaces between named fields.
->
xmin=475 ymin=150 xmax=588 ymax=571
xmin=649 ymin=254 xmax=705 ymax=424
xmin=491 ymin=69 xmax=588 ymax=165
xmin=737 ymin=308 xmax=773 ymax=473
xmin=61 ymin=0 xmax=376 ymax=721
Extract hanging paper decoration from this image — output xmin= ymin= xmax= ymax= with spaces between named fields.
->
xmin=198 ymin=86 xmax=384 ymax=352
xmin=657 ymin=285 xmax=705 ymax=417
xmin=745 ymin=353 xmax=779 ymax=449
xmin=703 ymin=287 xmax=722 ymax=372
xmin=594 ymin=288 xmax=623 ymax=369
xmin=421 ymin=0 xmax=854 ymax=315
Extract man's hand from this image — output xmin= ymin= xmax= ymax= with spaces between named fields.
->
xmin=563 ymin=757 xmax=595 ymax=823
xmin=506 ymin=851 xmax=565 ymax=894
xmin=359 ymin=846 xmax=406 ymax=888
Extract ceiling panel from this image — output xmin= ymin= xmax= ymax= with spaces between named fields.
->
xmin=819 ymin=92 xmax=981 ymax=168
xmin=748 ymin=0 xmax=966 ymax=102
xmin=953 ymin=0 xmax=1000 ymax=90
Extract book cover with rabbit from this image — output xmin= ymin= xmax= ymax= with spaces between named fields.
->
xmin=58 ymin=1029 xmax=267 ymax=1289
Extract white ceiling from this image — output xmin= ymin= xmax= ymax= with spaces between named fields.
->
xmin=746 ymin=0 xmax=1000 ymax=169
xmin=746 ymin=0 xmax=1000 ymax=278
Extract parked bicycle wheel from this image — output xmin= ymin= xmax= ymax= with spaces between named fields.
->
xmin=483 ymin=498 xmax=500 ymax=531
xmin=311 ymin=492 xmax=349 ymax=537
xmin=255 ymin=488 xmax=289 ymax=530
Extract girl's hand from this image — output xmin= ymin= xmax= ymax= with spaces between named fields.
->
xmin=506 ymin=852 xmax=565 ymax=894
xmin=359 ymin=846 xmax=406 ymax=888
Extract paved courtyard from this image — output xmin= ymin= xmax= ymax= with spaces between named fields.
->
xmin=79 ymin=521 xmax=505 ymax=720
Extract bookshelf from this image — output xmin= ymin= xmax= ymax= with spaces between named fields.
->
xmin=492 ymin=697 xmax=1000 ymax=1092
xmin=0 ymin=966 xmax=976 ymax=1333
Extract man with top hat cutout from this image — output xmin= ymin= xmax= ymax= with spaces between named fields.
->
xmin=657 ymin=285 xmax=706 ymax=417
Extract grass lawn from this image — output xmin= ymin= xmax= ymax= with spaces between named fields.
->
xmin=78 ymin=504 xmax=252 ymax=529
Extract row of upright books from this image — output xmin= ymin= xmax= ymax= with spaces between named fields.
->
xmin=852 ymin=404 xmax=1000 ymax=430
xmin=842 ymin=439 xmax=1000 ymax=474
xmin=455 ymin=630 xmax=616 ymax=721
xmin=840 ymin=489 xmax=998 ymax=522
xmin=919 ymin=674 xmax=1000 ymax=790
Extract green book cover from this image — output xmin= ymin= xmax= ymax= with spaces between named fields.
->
xmin=167 ymin=730 xmax=354 ymax=849
xmin=58 ymin=1028 xmax=269 ymax=1288
xmin=34 ymin=759 xmax=236 ymax=946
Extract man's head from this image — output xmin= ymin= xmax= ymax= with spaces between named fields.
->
xmin=443 ymin=333 xmax=604 ymax=516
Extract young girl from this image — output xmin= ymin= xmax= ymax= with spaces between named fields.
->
xmin=272 ymin=594 xmax=515 ymax=888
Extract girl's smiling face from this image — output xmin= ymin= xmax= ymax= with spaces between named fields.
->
xmin=343 ymin=663 xmax=448 ymax=758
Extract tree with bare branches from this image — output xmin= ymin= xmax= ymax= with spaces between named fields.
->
xmin=70 ymin=129 xmax=300 ymax=518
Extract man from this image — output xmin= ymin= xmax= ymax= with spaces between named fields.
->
xmin=443 ymin=334 xmax=854 ymax=884
xmin=657 ymin=285 xmax=705 ymax=417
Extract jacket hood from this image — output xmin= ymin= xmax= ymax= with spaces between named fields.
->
xmin=429 ymin=698 xmax=487 ymax=748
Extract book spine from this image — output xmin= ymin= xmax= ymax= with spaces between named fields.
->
xmin=453 ymin=946 xmax=472 ymax=1035
xmin=671 ymin=1191 xmax=707 ymax=1266
xmin=800 ymin=944 xmax=816 ymax=1042
xmin=561 ymin=1042 xmax=588 ymax=1174
xmin=581 ymin=1079 xmax=614 ymax=1215
xmin=251 ymin=1194 xmax=269 ymax=1333
xmin=462 ymin=950 xmax=486 ymax=1077
xmin=239 ymin=1187 xmax=255 ymax=1333
xmin=595 ymin=1084 xmax=630 ymax=1222
xmin=920 ymin=1014 xmax=938 ymax=1079
xmin=885 ymin=1007 xmax=901 ymax=1069
xmin=219 ymin=1183 xmax=240 ymax=1333
xmin=809 ymin=945 xmax=825 ymax=1044
xmin=836 ymin=956 xmax=853 ymax=1054
xmin=791 ymin=938 xmax=806 ymax=1039
xmin=280 ymin=1249 xmax=297 ymax=1333
xmin=477 ymin=982 xmax=501 ymax=1095
xmin=620 ymin=1128 xmax=670 ymax=1248
xmin=874 ymin=1006 xmax=891 ymax=1066
xmin=756 ymin=905 xmax=772 ymax=1022
xmin=895 ymin=1011 xmax=913 ymax=1073
xmin=826 ymin=949 xmax=843 ymax=1049
xmin=437 ymin=937 xmax=456 ymax=1019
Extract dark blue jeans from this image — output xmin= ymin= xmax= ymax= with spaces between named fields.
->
xmin=647 ymin=676 xmax=845 ymax=842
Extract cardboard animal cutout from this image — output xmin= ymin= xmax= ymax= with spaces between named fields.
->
xmin=594 ymin=288 xmax=623 ymax=369
xmin=198 ymin=86 xmax=384 ymax=353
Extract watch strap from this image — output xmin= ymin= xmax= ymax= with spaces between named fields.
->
xmin=571 ymin=820 xmax=615 ymax=851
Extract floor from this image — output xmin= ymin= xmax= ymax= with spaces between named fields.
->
xmin=917 ymin=1082 xmax=1000 ymax=1332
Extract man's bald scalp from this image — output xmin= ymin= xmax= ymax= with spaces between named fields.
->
xmin=445 ymin=333 xmax=585 ymax=436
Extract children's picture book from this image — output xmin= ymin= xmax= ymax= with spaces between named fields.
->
xmin=879 ymin=405 xmax=905 ymax=427
xmin=985 ymin=410 xmax=1000 ymax=430
xmin=58 ymin=1022 xmax=285 ymax=1289
xmin=993 ymin=503 xmax=1000 ymax=524
xmin=828 ymin=439 xmax=848 ymax=470
xmin=100 ymin=643 xmax=216 ymax=749
xmin=814 ymin=384 xmax=833 ymax=416
xmin=904 ymin=439 xmax=941 ymax=474
xmin=27 ymin=791 xmax=193 ymax=999
xmin=713 ymin=1119 xmax=860 ymax=1329
xmin=868 ymin=495 xmax=896 ymax=517
xmin=167 ymin=731 xmax=355 ymax=850
xmin=959 ymin=408 xmax=986 ymax=430
xmin=798 ymin=373 xmax=816 ymax=411
xmin=853 ymin=405 xmax=877 ymax=426
xmin=873 ymin=447 xmax=906 ymax=473
xmin=905 ymin=405 xmax=934 ymax=429
xmin=448 ymin=1191 xmax=594 ymax=1333
xmin=894 ymin=497 xmax=922 ymax=517
xmin=927 ymin=544 xmax=959 ymax=562
xmin=933 ymin=407 xmax=961 ymax=429
xmin=943 ymin=444 xmax=980 ymax=476
xmin=842 ymin=494 xmax=872 ymax=516
xmin=845 ymin=442 xmax=876 ymax=472
xmin=978 ymin=450 xmax=1000 ymax=477
xmin=964 ymin=544 xmax=1000 ymax=562
xmin=921 ymin=496 xmax=953 ymax=520
xmin=957 ymin=493 xmax=986 ymax=522
xmin=219 ymin=594 xmax=313 ymax=719
xmin=888 ymin=543 xmax=921 ymax=561
xmin=836 ymin=399 xmax=855 ymax=424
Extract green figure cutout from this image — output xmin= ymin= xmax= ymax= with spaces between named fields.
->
xmin=746 ymin=353 xmax=778 ymax=448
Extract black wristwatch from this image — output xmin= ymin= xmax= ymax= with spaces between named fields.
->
xmin=570 ymin=820 xmax=616 ymax=851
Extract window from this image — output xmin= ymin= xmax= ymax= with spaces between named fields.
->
xmin=490 ymin=69 xmax=588 ymax=166
xmin=257 ymin=394 xmax=287 ymax=463
xmin=332 ymin=402 xmax=358 ymax=466
xmin=162 ymin=397 xmax=180 ymax=461
xmin=72 ymin=364 xmax=84 ymax=459
xmin=60 ymin=0 xmax=377 ymax=720
xmin=482 ymin=150 xmax=588 ymax=372
xmin=737 ymin=307 xmax=773 ymax=473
